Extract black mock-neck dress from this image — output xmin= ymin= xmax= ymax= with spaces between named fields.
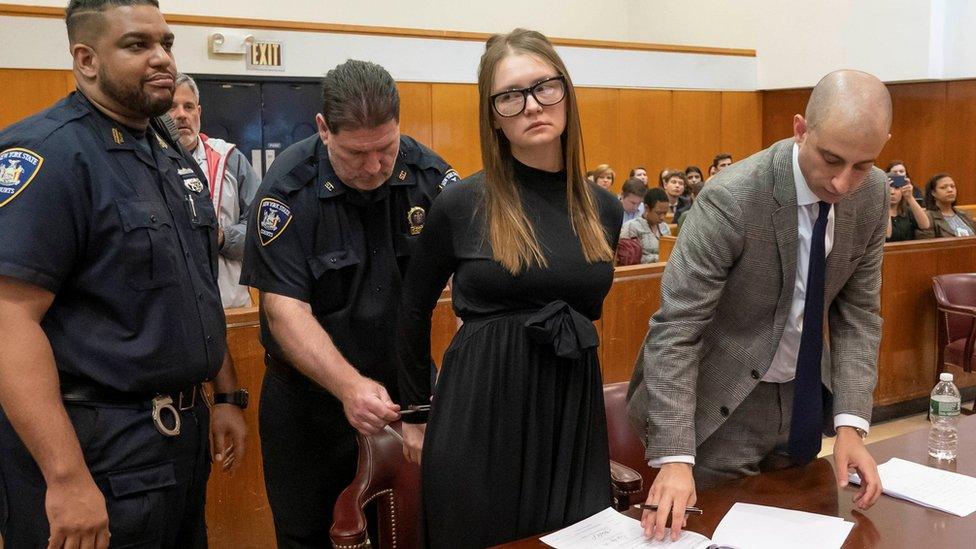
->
xmin=398 ymin=158 xmax=623 ymax=548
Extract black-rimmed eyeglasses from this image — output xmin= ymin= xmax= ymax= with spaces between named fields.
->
xmin=490 ymin=75 xmax=567 ymax=117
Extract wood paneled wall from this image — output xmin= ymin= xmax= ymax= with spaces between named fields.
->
xmin=762 ymin=79 xmax=976 ymax=205
xmin=1 ymin=70 xmax=764 ymax=189
xmin=0 ymin=69 xmax=76 ymax=129
xmin=577 ymin=89 xmax=763 ymax=191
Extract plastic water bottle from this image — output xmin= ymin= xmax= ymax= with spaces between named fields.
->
xmin=928 ymin=372 xmax=961 ymax=460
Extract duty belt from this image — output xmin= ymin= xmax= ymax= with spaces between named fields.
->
xmin=60 ymin=384 xmax=199 ymax=437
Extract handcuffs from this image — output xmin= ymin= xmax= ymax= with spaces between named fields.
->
xmin=151 ymin=395 xmax=181 ymax=437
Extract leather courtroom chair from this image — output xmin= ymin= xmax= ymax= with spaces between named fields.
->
xmin=329 ymin=388 xmax=652 ymax=548
xmin=330 ymin=421 xmax=422 ymax=549
xmin=604 ymin=381 xmax=657 ymax=508
xmin=933 ymin=273 xmax=976 ymax=414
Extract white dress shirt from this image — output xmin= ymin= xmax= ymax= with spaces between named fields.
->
xmin=621 ymin=201 xmax=645 ymax=225
xmin=650 ymin=143 xmax=868 ymax=468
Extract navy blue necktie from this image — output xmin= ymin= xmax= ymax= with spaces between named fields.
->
xmin=789 ymin=201 xmax=831 ymax=464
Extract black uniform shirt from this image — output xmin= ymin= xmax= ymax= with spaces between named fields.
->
xmin=0 ymin=92 xmax=226 ymax=393
xmin=241 ymin=134 xmax=456 ymax=393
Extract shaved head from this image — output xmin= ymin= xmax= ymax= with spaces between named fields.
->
xmin=805 ymin=70 xmax=892 ymax=136
xmin=792 ymin=70 xmax=892 ymax=203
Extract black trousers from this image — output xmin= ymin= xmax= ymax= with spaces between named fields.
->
xmin=0 ymin=399 xmax=211 ymax=548
xmin=259 ymin=365 xmax=359 ymax=549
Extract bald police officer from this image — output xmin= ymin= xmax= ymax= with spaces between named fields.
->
xmin=241 ymin=59 xmax=458 ymax=547
xmin=0 ymin=1 xmax=245 ymax=547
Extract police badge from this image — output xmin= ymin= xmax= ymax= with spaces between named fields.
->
xmin=407 ymin=206 xmax=426 ymax=236
xmin=258 ymin=198 xmax=293 ymax=246
xmin=0 ymin=148 xmax=44 ymax=208
xmin=183 ymin=176 xmax=204 ymax=193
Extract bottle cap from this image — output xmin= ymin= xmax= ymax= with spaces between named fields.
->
xmin=940 ymin=372 xmax=954 ymax=382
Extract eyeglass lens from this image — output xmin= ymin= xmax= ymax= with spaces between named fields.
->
xmin=493 ymin=78 xmax=566 ymax=117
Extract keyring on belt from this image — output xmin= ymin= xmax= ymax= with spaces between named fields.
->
xmin=152 ymin=395 xmax=181 ymax=436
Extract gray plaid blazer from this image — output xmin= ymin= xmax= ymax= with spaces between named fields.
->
xmin=626 ymin=138 xmax=888 ymax=460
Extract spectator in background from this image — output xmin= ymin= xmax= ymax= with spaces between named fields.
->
xmin=885 ymin=173 xmax=929 ymax=242
xmin=620 ymin=177 xmax=647 ymax=225
xmin=886 ymin=159 xmax=922 ymax=200
xmin=170 ymin=73 xmax=261 ymax=308
xmin=593 ymin=164 xmax=615 ymax=189
xmin=712 ymin=152 xmax=733 ymax=174
xmin=685 ymin=166 xmax=705 ymax=198
xmin=918 ymin=173 xmax=976 ymax=238
xmin=586 ymin=169 xmax=595 ymax=184
xmin=663 ymin=171 xmax=691 ymax=218
xmin=630 ymin=166 xmax=649 ymax=185
xmin=658 ymin=168 xmax=673 ymax=188
xmin=885 ymin=159 xmax=909 ymax=181
xmin=621 ymin=187 xmax=671 ymax=264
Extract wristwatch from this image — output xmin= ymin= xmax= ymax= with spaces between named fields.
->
xmin=213 ymin=389 xmax=249 ymax=409
xmin=840 ymin=425 xmax=867 ymax=438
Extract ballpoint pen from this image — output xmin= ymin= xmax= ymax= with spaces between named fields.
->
xmin=633 ymin=504 xmax=703 ymax=515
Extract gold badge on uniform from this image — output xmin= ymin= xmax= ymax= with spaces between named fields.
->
xmin=407 ymin=206 xmax=426 ymax=236
xmin=111 ymin=128 xmax=124 ymax=144
xmin=398 ymin=170 xmax=407 ymax=181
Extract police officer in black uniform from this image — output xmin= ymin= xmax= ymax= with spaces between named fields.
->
xmin=241 ymin=59 xmax=458 ymax=547
xmin=0 ymin=2 xmax=246 ymax=547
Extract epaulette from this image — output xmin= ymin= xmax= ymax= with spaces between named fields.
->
xmin=0 ymin=97 xmax=86 ymax=148
xmin=276 ymin=156 xmax=318 ymax=194
xmin=262 ymin=136 xmax=319 ymax=195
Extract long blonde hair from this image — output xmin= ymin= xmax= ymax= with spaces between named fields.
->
xmin=477 ymin=29 xmax=613 ymax=275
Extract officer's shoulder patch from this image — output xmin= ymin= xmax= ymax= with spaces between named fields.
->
xmin=257 ymin=197 xmax=293 ymax=246
xmin=440 ymin=168 xmax=461 ymax=190
xmin=0 ymin=148 xmax=44 ymax=208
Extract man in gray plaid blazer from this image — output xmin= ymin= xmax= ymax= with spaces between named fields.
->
xmin=627 ymin=70 xmax=891 ymax=542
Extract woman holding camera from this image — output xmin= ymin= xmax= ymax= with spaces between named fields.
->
xmin=885 ymin=173 xmax=929 ymax=242
xmin=397 ymin=29 xmax=621 ymax=548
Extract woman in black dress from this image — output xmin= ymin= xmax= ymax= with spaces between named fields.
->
xmin=397 ymin=28 xmax=623 ymax=548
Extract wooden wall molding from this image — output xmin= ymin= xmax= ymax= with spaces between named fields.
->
xmin=0 ymin=3 xmax=756 ymax=57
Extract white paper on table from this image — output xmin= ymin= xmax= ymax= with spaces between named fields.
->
xmin=849 ymin=457 xmax=976 ymax=517
xmin=540 ymin=507 xmax=714 ymax=549
xmin=709 ymin=503 xmax=854 ymax=549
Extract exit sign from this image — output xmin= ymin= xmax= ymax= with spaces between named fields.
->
xmin=246 ymin=40 xmax=284 ymax=71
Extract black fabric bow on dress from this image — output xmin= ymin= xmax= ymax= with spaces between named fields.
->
xmin=524 ymin=301 xmax=598 ymax=360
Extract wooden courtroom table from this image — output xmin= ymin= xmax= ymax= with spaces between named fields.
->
xmin=498 ymin=415 xmax=976 ymax=548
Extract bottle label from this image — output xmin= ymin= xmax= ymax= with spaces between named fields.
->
xmin=931 ymin=398 xmax=960 ymax=417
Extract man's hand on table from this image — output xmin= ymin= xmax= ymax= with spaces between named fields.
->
xmin=641 ymin=462 xmax=696 ymax=541
xmin=834 ymin=426 xmax=883 ymax=510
